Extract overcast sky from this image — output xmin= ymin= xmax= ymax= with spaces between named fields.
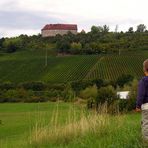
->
xmin=0 ymin=0 xmax=148 ymax=37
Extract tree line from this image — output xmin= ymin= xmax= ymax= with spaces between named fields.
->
xmin=0 ymin=74 xmax=136 ymax=112
xmin=0 ymin=24 xmax=148 ymax=54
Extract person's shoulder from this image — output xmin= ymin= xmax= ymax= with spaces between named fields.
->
xmin=139 ymin=77 xmax=145 ymax=84
xmin=141 ymin=76 xmax=148 ymax=82
xmin=138 ymin=76 xmax=148 ymax=87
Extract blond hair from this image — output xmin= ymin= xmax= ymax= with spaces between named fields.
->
xmin=143 ymin=59 xmax=148 ymax=72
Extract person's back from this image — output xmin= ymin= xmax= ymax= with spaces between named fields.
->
xmin=136 ymin=59 xmax=148 ymax=140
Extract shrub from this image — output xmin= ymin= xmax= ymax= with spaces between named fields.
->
xmin=20 ymin=82 xmax=47 ymax=91
xmin=96 ymin=85 xmax=116 ymax=105
xmin=46 ymin=83 xmax=65 ymax=91
xmin=63 ymin=83 xmax=75 ymax=102
xmin=70 ymin=42 xmax=82 ymax=54
xmin=3 ymin=89 xmax=21 ymax=102
xmin=79 ymin=85 xmax=98 ymax=109
xmin=79 ymin=85 xmax=98 ymax=100
xmin=71 ymin=80 xmax=94 ymax=93
xmin=116 ymin=74 xmax=134 ymax=87
xmin=117 ymin=98 xmax=136 ymax=112
xmin=0 ymin=82 xmax=16 ymax=90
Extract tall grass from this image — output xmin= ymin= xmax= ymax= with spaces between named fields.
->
xmin=0 ymin=102 xmax=146 ymax=147
xmin=30 ymin=103 xmax=125 ymax=146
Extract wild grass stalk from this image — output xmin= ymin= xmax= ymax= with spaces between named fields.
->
xmin=30 ymin=102 xmax=121 ymax=145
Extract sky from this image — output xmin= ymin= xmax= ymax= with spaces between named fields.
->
xmin=0 ymin=0 xmax=148 ymax=37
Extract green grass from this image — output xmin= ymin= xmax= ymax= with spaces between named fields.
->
xmin=0 ymin=102 xmax=81 ymax=147
xmin=0 ymin=102 xmax=146 ymax=148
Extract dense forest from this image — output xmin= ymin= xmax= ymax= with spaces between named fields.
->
xmin=0 ymin=24 xmax=148 ymax=54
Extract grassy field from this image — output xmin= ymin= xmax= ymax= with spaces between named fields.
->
xmin=0 ymin=102 xmax=146 ymax=148
xmin=0 ymin=50 xmax=148 ymax=83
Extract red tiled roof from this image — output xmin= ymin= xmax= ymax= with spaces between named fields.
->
xmin=42 ymin=24 xmax=77 ymax=31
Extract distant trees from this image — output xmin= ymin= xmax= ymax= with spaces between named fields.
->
xmin=0 ymin=38 xmax=5 ymax=48
xmin=128 ymin=27 xmax=134 ymax=33
xmin=136 ymin=24 xmax=146 ymax=32
xmin=70 ymin=42 xmax=82 ymax=54
xmin=0 ymin=24 xmax=148 ymax=54
xmin=91 ymin=25 xmax=109 ymax=34
xmin=56 ymin=40 xmax=71 ymax=53
xmin=91 ymin=26 xmax=100 ymax=34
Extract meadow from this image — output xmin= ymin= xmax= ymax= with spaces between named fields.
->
xmin=0 ymin=102 xmax=146 ymax=148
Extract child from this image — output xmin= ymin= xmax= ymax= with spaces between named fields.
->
xmin=136 ymin=59 xmax=148 ymax=140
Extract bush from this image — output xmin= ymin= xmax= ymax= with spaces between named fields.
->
xmin=46 ymin=84 xmax=65 ymax=91
xmin=71 ymin=80 xmax=94 ymax=93
xmin=62 ymin=83 xmax=75 ymax=102
xmin=96 ymin=85 xmax=116 ymax=104
xmin=117 ymin=98 xmax=136 ymax=112
xmin=20 ymin=82 xmax=47 ymax=91
xmin=0 ymin=82 xmax=16 ymax=90
xmin=116 ymin=74 xmax=134 ymax=87
xmin=79 ymin=85 xmax=98 ymax=100
xmin=70 ymin=42 xmax=82 ymax=54
xmin=3 ymin=89 xmax=21 ymax=102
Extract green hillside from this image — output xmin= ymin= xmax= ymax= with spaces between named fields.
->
xmin=84 ymin=51 xmax=147 ymax=81
xmin=0 ymin=50 xmax=147 ymax=83
xmin=0 ymin=51 xmax=98 ymax=83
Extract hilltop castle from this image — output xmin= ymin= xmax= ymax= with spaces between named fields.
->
xmin=41 ymin=24 xmax=78 ymax=37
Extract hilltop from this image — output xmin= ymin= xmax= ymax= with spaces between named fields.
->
xmin=0 ymin=24 xmax=148 ymax=83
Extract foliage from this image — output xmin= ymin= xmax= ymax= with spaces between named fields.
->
xmin=79 ymin=85 xmax=98 ymax=100
xmin=117 ymin=79 xmax=138 ymax=112
xmin=96 ymin=85 xmax=116 ymax=105
xmin=116 ymin=74 xmax=134 ymax=87
xmin=136 ymin=24 xmax=147 ymax=32
xmin=63 ymin=83 xmax=75 ymax=102
xmin=118 ymin=98 xmax=136 ymax=112
xmin=19 ymin=81 xmax=47 ymax=91
xmin=1 ymin=24 xmax=148 ymax=55
xmin=70 ymin=42 xmax=82 ymax=54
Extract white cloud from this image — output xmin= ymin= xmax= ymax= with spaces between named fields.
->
xmin=0 ymin=0 xmax=148 ymax=37
xmin=0 ymin=28 xmax=39 ymax=38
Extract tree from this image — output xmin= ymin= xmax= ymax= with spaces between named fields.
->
xmin=89 ymin=42 xmax=101 ymax=54
xmin=91 ymin=25 xmax=109 ymax=34
xmin=0 ymin=38 xmax=5 ymax=47
xmin=96 ymin=85 xmax=116 ymax=107
xmin=63 ymin=83 xmax=75 ymax=102
xmin=79 ymin=85 xmax=98 ymax=108
xmin=6 ymin=42 xmax=17 ymax=53
xmin=91 ymin=26 xmax=100 ymax=34
xmin=70 ymin=42 xmax=82 ymax=54
xmin=56 ymin=40 xmax=71 ymax=53
xmin=116 ymin=74 xmax=134 ymax=87
xmin=102 ymin=25 xmax=109 ymax=33
xmin=128 ymin=27 xmax=134 ymax=33
xmin=136 ymin=24 xmax=146 ymax=32
xmin=79 ymin=85 xmax=98 ymax=99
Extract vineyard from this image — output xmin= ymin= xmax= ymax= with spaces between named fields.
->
xmin=84 ymin=52 xmax=147 ymax=81
xmin=0 ymin=51 xmax=98 ymax=83
xmin=0 ymin=50 xmax=148 ymax=83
